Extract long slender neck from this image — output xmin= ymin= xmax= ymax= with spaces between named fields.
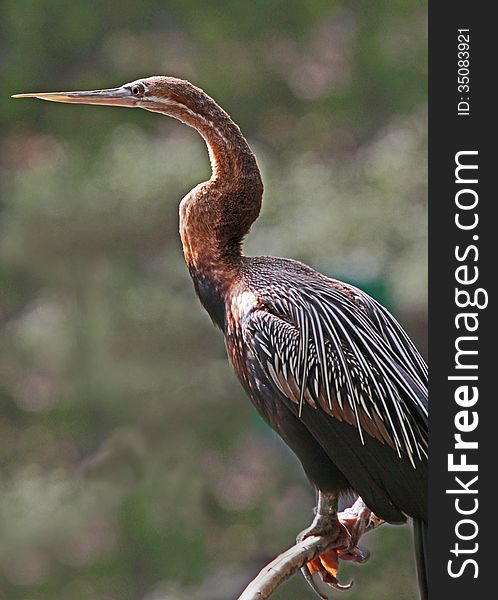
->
xmin=148 ymin=85 xmax=263 ymax=329
xmin=172 ymin=96 xmax=263 ymax=279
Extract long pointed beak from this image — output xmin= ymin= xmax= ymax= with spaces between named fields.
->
xmin=12 ymin=86 xmax=136 ymax=108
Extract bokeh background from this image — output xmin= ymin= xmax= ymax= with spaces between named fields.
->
xmin=0 ymin=1 xmax=427 ymax=599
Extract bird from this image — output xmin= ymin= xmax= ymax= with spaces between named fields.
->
xmin=13 ymin=77 xmax=428 ymax=599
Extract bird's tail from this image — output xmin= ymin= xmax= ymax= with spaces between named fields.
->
xmin=413 ymin=518 xmax=428 ymax=600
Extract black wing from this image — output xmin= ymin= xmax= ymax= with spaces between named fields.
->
xmin=240 ymin=279 xmax=427 ymax=521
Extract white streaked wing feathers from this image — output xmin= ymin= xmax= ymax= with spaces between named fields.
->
xmin=244 ymin=281 xmax=427 ymax=467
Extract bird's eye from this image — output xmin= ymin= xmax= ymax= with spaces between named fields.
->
xmin=131 ymin=83 xmax=145 ymax=97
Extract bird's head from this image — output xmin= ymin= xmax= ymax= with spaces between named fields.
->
xmin=12 ymin=76 xmax=214 ymax=122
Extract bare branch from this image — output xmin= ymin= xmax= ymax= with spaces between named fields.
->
xmin=237 ymin=498 xmax=384 ymax=600
xmin=237 ymin=534 xmax=337 ymax=600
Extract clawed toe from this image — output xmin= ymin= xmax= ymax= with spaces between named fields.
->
xmin=299 ymin=499 xmax=375 ymax=595
xmin=307 ymin=548 xmax=354 ymax=591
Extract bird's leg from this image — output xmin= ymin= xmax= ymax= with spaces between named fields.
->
xmin=297 ymin=491 xmax=351 ymax=593
xmin=297 ymin=490 xmax=342 ymax=541
xmin=298 ymin=494 xmax=379 ymax=595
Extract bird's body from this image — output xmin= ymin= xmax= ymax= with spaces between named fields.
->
xmin=222 ymin=256 xmax=427 ymax=524
xmin=14 ymin=76 xmax=428 ymax=597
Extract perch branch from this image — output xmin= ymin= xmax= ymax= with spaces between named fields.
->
xmin=237 ymin=497 xmax=384 ymax=600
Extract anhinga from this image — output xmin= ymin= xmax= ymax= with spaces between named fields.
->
xmin=14 ymin=77 xmax=428 ymax=598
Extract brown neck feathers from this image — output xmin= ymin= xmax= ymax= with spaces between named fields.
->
xmin=153 ymin=82 xmax=263 ymax=281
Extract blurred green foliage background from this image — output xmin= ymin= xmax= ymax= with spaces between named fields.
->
xmin=0 ymin=1 xmax=427 ymax=599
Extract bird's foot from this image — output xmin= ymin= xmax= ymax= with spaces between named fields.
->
xmin=298 ymin=500 xmax=373 ymax=597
